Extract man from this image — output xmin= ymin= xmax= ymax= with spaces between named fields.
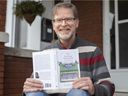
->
xmin=23 ymin=2 xmax=115 ymax=96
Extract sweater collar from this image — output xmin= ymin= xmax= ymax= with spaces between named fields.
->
xmin=57 ymin=36 xmax=79 ymax=49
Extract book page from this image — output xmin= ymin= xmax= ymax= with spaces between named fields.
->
xmin=32 ymin=49 xmax=58 ymax=90
xmin=57 ymin=49 xmax=80 ymax=89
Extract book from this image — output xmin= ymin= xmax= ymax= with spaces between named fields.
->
xmin=32 ymin=49 xmax=80 ymax=93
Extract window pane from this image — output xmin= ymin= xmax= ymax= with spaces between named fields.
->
xmin=119 ymin=23 xmax=128 ymax=68
xmin=118 ymin=1 xmax=128 ymax=20
xmin=110 ymin=0 xmax=116 ymax=69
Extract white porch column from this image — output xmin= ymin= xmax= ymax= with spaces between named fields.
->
xmin=27 ymin=16 xmax=41 ymax=50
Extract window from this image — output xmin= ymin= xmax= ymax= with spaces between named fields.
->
xmin=109 ymin=0 xmax=128 ymax=69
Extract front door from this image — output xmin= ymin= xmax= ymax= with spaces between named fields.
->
xmin=103 ymin=0 xmax=128 ymax=92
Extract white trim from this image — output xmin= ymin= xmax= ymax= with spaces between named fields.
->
xmin=114 ymin=0 xmax=120 ymax=69
xmin=103 ymin=0 xmax=111 ymax=70
xmin=110 ymin=69 xmax=128 ymax=72
xmin=0 ymin=32 xmax=9 ymax=43
xmin=5 ymin=0 xmax=17 ymax=47
xmin=118 ymin=19 xmax=128 ymax=24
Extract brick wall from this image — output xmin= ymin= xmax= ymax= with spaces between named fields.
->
xmin=0 ymin=43 xmax=4 ymax=95
xmin=72 ymin=1 xmax=103 ymax=49
xmin=0 ymin=0 xmax=7 ymax=96
xmin=4 ymin=55 xmax=32 ymax=96
xmin=0 ymin=1 xmax=6 ymax=31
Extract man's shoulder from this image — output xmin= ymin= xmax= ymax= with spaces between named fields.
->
xmin=76 ymin=37 xmax=102 ymax=53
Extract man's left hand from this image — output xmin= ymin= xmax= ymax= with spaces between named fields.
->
xmin=73 ymin=77 xmax=95 ymax=95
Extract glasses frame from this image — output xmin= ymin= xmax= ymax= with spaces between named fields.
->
xmin=52 ymin=17 xmax=76 ymax=24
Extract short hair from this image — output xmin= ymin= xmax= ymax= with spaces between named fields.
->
xmin=52 ymin=2 xmax=78 ymax=19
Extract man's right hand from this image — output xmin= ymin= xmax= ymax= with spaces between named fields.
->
xmin=23 ymin=78 xmax=44 ymax=92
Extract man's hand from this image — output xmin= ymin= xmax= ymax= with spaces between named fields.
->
xmin=23 ymin=78 xmax=44 ymax=92
xmin=73 ymin=77 xmax=95 ymax=95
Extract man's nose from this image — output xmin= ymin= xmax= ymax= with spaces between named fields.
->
xmin=61 ymin=20 xmax=67 ymax=25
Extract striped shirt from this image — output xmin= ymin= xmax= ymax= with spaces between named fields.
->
xmin=44 ymin=36 xmax=115 ymax=96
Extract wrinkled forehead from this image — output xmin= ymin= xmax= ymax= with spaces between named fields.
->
xmin=53 ymin=7 xmax=74 ymax=18
xmin=52 ymin=7 xmax=74 ymax=18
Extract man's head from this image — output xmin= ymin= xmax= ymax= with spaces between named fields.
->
xmin=52 ymin=2 xmax=79 ymax=41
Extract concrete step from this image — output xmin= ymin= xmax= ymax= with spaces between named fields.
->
xmin=114 ymin=92 xmax=128 ymax=96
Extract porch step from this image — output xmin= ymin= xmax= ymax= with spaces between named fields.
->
xmin=115 ymin=92 xmax=128 ymax=96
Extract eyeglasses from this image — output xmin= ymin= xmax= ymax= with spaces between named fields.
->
xmin=53 ymin=17 xmax=76 ymax=24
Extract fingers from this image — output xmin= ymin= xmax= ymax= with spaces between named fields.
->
xmin=24 ymin=78 xmax=43 ymax=87
xmin=72 ymin=77 xmax=95 ymax=95
xmin=26 ymin=78 xmax=43 ymax=84
xmin=23 ymin=87 xmax=43 ymax=92
xmin=23 ymin=78 xmax=44 ymax=93
xmin=73 ymin=77 xmax=90 ymax=89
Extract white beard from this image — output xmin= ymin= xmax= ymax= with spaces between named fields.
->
xmin=56 ymin=32 xmax=74 ymax=41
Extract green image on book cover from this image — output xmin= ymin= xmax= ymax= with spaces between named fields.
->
xmin=58 ymin=60 xmax=79 ymax=82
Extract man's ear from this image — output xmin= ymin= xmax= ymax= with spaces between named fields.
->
xmin=76 ymin=19 xmax=79 ymax=28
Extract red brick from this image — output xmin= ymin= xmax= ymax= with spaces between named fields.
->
xmin=72 ymin=1 xmax=103 ymax=49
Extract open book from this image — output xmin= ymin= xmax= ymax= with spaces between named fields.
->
xmin=32 ymin=49 xmax=80 ymax=93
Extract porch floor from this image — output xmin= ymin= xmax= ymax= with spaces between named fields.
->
xmin=115 ymin=92 xmax=128 ymax=96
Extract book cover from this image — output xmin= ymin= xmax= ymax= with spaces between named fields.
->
xmin=32 ymin=49 xmax=80 ymax=93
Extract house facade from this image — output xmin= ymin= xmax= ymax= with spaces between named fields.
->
xmin=0 ymin=0 xmax=128 ymax=96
